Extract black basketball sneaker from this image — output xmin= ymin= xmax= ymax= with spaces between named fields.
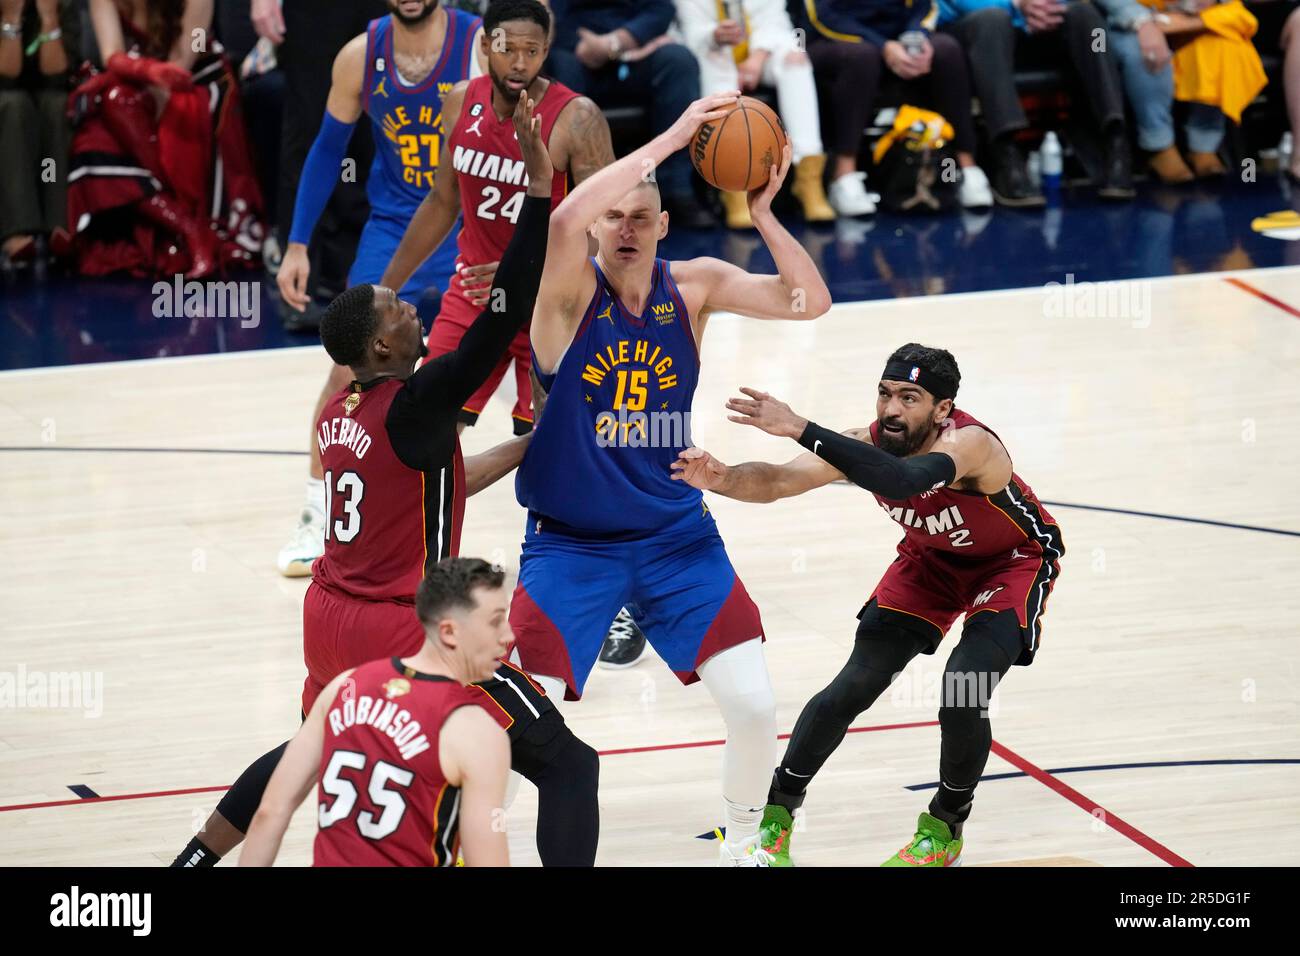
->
xmin=597 ymin=608 xmax=648 ymax=669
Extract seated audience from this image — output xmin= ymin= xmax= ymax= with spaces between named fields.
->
xmin=0 ymin=0 xmax=79 ymax=271
xmin=939 ymin=0 xmax=1134 ymax=205
xmin=544 ymin=0 xmax=717 ymax=227
xmin=674 ymin=0 xmax=835 ymax=228
xmin=1099 ymin=0 xmax=1262 ymax=182
xmin=67 ymin=0 xmax=264 ymax=278
xmin=790 ymin=0 xmax=993 ymax=217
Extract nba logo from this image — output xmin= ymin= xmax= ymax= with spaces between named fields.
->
xmin=909 ymin=366 xmax=920 ymax=382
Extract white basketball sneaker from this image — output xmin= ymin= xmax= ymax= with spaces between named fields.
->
xmin=277 ymin=508 xmax=325 ymax=577
xmin=828 ymin=172 xmax=876 ymax=217
xmin=718 ymin=839 xmax=771 ymax=867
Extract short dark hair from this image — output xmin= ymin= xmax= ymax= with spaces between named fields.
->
xmin=887 ymin=343 xmax=960 ymax=400
xmin=483 ymin=0 xmax=550 ymax=38
xmin=319 ymin=284 xmax=379 ymax=368
xmin=416 ymin=557 xmax=506 ymax=626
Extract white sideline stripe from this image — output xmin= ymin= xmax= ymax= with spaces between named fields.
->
xmin=2 ymin=265 xmax=1297 ymax=380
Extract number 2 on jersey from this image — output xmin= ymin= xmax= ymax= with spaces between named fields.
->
xmin=324 ymin=470 xmax=365 ymax=543
xmin=476 ymin=186 xmax=524 ymax=223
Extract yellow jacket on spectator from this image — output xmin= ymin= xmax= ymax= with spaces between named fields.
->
xmin=1138 ymin=0 xmax=1266 ymax=123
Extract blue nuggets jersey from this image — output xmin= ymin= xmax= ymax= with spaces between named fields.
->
xmin=360 ymin=10 xmax=480 ymax=220
xmin=518 ymin=259 xmax=703 ymax=534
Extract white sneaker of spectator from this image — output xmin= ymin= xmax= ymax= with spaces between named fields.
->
xmin=958 ymin=166 xmax=994 ymax=210
xmin=828 ymin=172 xmax=876 ymax=217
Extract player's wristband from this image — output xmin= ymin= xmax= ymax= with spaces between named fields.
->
xmin=288 ymin=112 xmax=357 ymax=246
xmin=797 ymin=421 xmax=956 ymax=500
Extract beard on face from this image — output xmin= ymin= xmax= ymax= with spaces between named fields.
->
xmin=876 ymin=415 xmax=929 ymax=457
xmin=390 ymin=0 xmax=438 ymax=26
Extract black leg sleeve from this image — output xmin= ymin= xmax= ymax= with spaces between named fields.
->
xmin=214 ymin=741 xmax=289 ymax=834
xmin=525 ymin=730 xmax=600 ymax=867
xmin=931 ymin=609 xmax=1023 ymax=820
xmin=772 ymin=603 xmax=930 ymax=806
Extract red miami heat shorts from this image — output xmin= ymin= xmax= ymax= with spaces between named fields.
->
xmin=424 ymin=289 xmax=533 ymax=431
xmin=301 ymin=582 xmax=426 ymax=714
xmin=868 ymin=540 xmax=1060 ymax=663
xmin=301 ymin=583 xmax=561 ymax=760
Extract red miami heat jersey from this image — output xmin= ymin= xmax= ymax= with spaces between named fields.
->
xmin=867 ymin=409 xmax=1063 ymax=562
xmin=445 ymin=76 xmax=579 ymax=306
xmin=313 ymin=657 xmax=484 ymax=867
xmin=311 ymin=378 xmax=465 ymax=602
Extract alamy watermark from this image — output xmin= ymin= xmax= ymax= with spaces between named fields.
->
xmin=0 ymin=664 xmax=103 ymax=718
xmin=152 ymin=274 xmax=261 ymax=328
xmin=889 ymin=667 xmax=1001 ymax=719
xmin=1043 ymin=273 xmax=1151 ymax=328
xmin=594 ymin=408 xmax=692 ymax=448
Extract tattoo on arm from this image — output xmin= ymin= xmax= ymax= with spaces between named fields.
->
xmin=563 ymin=98 xmax=616 ymax=184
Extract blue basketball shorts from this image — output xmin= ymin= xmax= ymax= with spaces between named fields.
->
xmin=508 ymin=506 xmax=766 ymax=699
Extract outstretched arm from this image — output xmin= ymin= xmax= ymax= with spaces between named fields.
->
xmin=671 ymin=445 xmax=846 ymax=503
xmin=239 ymin=670 xmax=352 ymax=866
xmin=532 ymin=93 xmax=741 ymax=370
xmin=725 ymin=388 xmax=1006 ymax=498
xmin=464 ymin=435 xmax=530 ymax=497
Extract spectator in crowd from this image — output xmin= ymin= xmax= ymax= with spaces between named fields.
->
xmin=1099 ymin=0 xmax=1263 ymax=182
xmin=0 ymin=0 xmax=79 ymax=271
xmin=939 ymin=0 xmax=1134 ymax=205
xmin=1283 ymin=4 xmax=1300 ymax=181
xmin=249 ymin=0 xmax=388 ymax=324
xmin=66 ymin=0 xmax=264 ymax=277
xmin=544 ymin=0 xmax=717 ymax=227
xmin=674 ymin=0 xmax=834 ymax=228
xmin=790 ymin=0 xmax=993 ymax=217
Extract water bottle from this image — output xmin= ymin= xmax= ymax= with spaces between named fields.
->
xmin=1280 ymin=132 xmax=1293 ymax=173
xmin=1041 ymin=131 xmax=1063 ymax=202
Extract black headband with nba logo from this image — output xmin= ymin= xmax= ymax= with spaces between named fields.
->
xmin=881 ymin=360 xmax=957 ymax=401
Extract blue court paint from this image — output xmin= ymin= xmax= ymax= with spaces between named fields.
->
xmin=905 ymin=758 xmax=1300 ymax=791
xmin=2 ymin=179 xmax=1293 ymax=372
xmin=67 ymin=785 xmax=99 ymax=799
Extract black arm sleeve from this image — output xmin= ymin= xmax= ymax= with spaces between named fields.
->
xmin=797 ymin=421 xmax=957 ymax=499
xmin=387 ymin=194 xmax=552 ymax=470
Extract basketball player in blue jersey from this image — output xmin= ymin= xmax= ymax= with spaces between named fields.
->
xmin=276 ymin=0 xmax=488 ymax=576
xmin=510 ymin=93 xmax=833 ymax=866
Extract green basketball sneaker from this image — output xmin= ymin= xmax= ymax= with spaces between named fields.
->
xmin=756 ymin=804 xmax=796 ymax=867
xmin=882 ymin=812 xmax=964 ymax=867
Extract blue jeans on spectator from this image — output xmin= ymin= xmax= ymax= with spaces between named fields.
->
xmin=545 ymin=43 xmax=701 ymax=198
xmin=1108 ymin=30 xmax=1224 ymax=153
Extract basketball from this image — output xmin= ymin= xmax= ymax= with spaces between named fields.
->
xmin=690 ymin=96 xmax=788 ymax=193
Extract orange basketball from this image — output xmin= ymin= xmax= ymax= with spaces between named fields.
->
xmin=689 ymin=96 xmax=788 ymax=193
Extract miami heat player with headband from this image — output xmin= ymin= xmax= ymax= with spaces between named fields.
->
xmin=672 ymin=344 xmax=1065 ymax=866
xmin=509 ymin=93 xmax=832 ymax=866
xmin=382 ymin=0 xmax=615 ymax=437
xmin=276 ymin=0 xmax=487 ymax=578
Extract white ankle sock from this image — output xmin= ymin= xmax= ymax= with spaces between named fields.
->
xmin=305 ymin=477 xmax=326 ymax=519
xmin=723 ymin=798 xmax=763 ymax=851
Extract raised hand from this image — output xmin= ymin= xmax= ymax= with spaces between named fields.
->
xmin=725 ymin=387 xmax=807 ymax=439
xmin=748 ymin=143 xmax=792 ymax=218
xmin=665 ymin=92 xmax=741 ymax=152
xmin=513 ymin=93 xmax=554 ymax=196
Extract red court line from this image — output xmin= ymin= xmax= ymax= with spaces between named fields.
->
xmin=599 ymin=719 xmax=939 ymax=757
xmin=1223 ymin=276 xmax=1300 ymax=320
xmin=0 ymin=720 xmax=940 ymax=813
xmin=990 ymin=739 xmax=1193 ymax=868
